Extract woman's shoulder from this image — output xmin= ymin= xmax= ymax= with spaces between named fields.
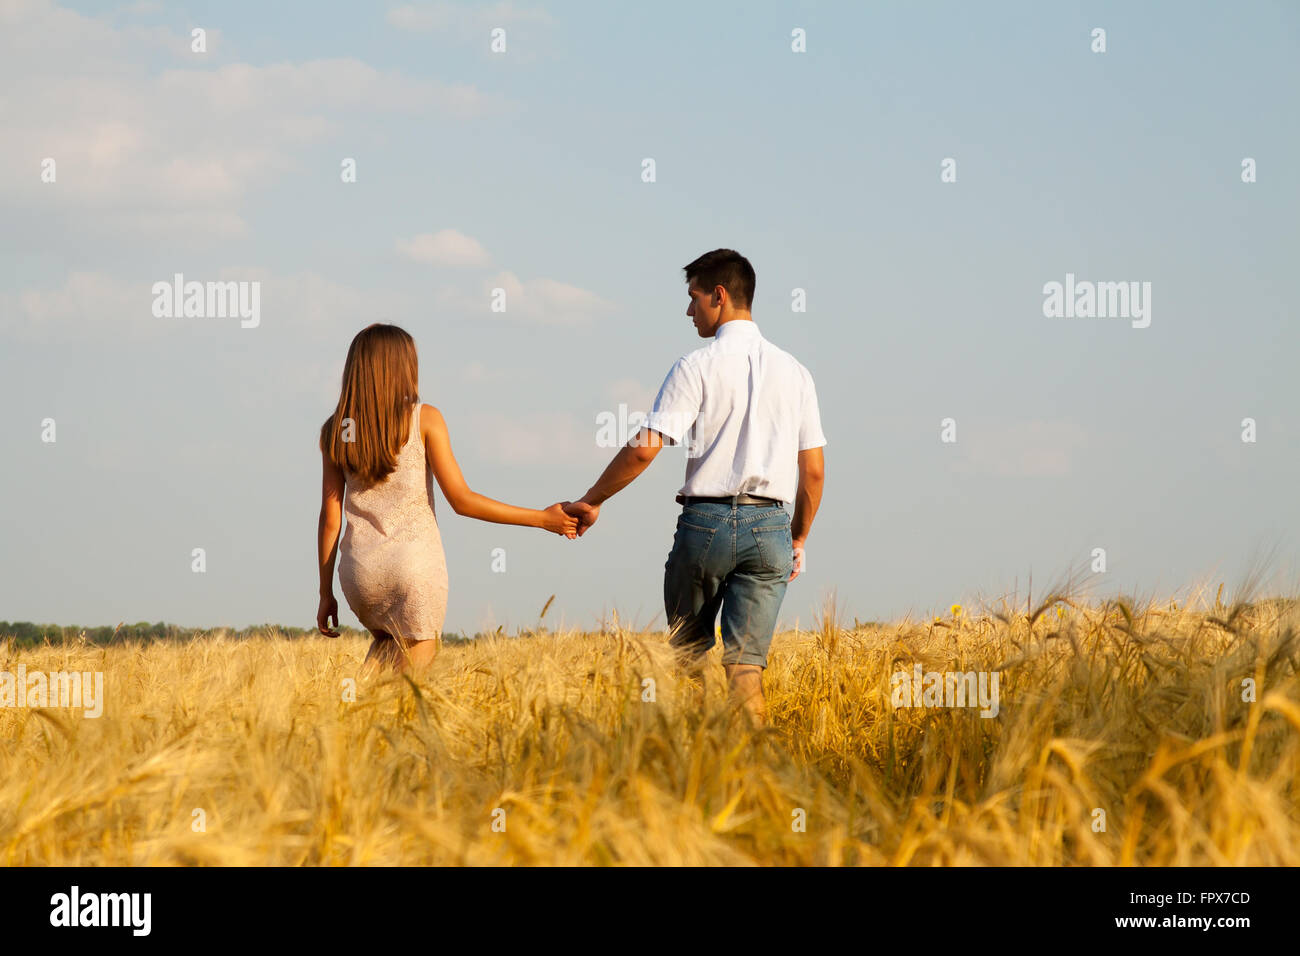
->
xmin=417 ymin=403 xmax=449 ymax=439
xmin=417 ymin=403 xmax=445 ymax=425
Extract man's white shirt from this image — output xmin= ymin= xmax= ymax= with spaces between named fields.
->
xmin=643 ymin=319 xmax=826 ymax=504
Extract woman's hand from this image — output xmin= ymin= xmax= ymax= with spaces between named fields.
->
xmin=541 ymin=502 xmax=580 ymax=538
xmin=317 ymin=593 xmax=340 ymax=637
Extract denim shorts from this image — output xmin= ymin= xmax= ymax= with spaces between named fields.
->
xmin=663 ymin=501 xmax=794 ymax=668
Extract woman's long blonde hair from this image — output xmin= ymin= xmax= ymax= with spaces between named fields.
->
xmin=320 ymin=324 xmax=420 ymax=483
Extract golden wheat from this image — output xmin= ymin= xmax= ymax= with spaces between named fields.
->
xmin=2 ymin=590 xmax=1297 ymax=865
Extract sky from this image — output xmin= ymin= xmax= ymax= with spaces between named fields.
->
xmin=1 ymin=0 xmax=1297 ymax=635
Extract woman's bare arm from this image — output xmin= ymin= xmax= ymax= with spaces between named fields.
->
xmin=317 ymin=441 xmax=345 ymax=635
xmin=420 ymin=404 xmax=577 ymax=536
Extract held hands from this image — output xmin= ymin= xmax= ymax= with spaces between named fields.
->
xmin=561 ymin=500 xmax=599 ymax=536
xmin=542 ymin=502 xmax=581 ymax=538
xmin=534 ymin=501 xmax=597 ymax=538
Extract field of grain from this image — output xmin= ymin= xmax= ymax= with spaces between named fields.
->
xmin=2 ymin=588 xmax=1298 ymax=865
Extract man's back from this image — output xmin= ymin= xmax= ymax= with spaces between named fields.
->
xmin=646 ymin=319 xmax=825 ymax=502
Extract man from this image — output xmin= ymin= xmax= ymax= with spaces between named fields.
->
xmin=565 ymin=249 xmax=826 ymax=724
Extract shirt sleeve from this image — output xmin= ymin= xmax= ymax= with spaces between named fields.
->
xmin=798 ymin=368 xmax=827 ymax=450
xmin=644 ymin=357 xmax=701 ymax=445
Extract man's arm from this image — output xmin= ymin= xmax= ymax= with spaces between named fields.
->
xmin=567 ymin=355 xmax=697 ymax=534
xmin=789 ymin=446 xmax=824 ymax=582
xmin=566 ymin=427 xmax=665 ymax=534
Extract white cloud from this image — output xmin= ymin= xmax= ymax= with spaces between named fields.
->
xmin=408 ymin=237 xmax=614 ymax=324
xmin=950 ymin=420 xmax=1089 ymax=477
xmin=0 ymin=269 xmax=413 ymax=347
xmin=480 ymin=271 xmax=613 ymax=324
xmin=460 ymin=360 xmax=510 ymax=383
xmin=0 ymin=0 xmax=506 ymax=239
xmin=605 ymin=378 xmax=657 ymax=414
xmin=396 ymin=229 xmax=491 ymax=267
xmin=155 ymin=59 xmax=500 ymax=117
xmin=386 ymin=2 xmax=553 ymax=33
xmin=0 ymin=271 xmax=156 ymax=342
xmin=463 ymin=410 xmax=593 ymax=466
xmin=0 ymin=0 xmax=222 ymax=69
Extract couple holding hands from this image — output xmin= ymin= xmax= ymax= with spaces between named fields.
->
xmin=315 ymin=249 xmax=825 ymax=722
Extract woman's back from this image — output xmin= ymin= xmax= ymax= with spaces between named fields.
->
xmin=338 ymin=403 xmax=448 ymax=642
xmin=342 ymin=403 xmax=439 ymax=541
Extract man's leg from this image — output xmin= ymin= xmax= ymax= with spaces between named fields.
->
xmin=719 ymin=509 xmax=794 ymax=727
xmin=723 ymin=663 xmax=767 ymax=725
xmin=663 ymin=506 xmax=728 ymax=665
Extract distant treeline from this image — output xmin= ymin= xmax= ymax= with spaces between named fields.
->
xmin=0 ymin=621 xmax=491 ymax=647
xmin=0 ymin=621 xmax=320 ymax=647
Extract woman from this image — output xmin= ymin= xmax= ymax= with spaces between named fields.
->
xmin=316 ymin=324 xmax=578 ymax=676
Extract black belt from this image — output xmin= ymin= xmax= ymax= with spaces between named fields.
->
xmin=676 ymin=494 xmax=783 ymax=507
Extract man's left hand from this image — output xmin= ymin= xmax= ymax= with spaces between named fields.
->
xmin=790 ymin=540 xmax=806 ymax=582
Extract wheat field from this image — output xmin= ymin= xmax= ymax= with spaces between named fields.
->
xmin=2 ymin=587 xmax=1298 ymax=866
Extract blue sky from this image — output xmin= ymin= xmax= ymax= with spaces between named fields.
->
xmin=2 ymin=0 xmax=1297 ymax=634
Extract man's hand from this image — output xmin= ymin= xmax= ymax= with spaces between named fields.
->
xmin=789 ymin=539 xmax=806 ymax=582
xmin=563 ymin=500 xmax=600 ymax=536
xmin=790 ymin=448 xmax=823 ymax=582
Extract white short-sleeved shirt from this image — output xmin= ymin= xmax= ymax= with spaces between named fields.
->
xmin=643 ymin=320 xmax=825 ymax=504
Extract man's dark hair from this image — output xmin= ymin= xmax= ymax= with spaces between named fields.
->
xmin=683 ymin=249 xmax=756 ymax=310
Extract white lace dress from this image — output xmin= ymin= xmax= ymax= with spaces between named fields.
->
xmin=338 ymin=403 xmax=448 ymax=642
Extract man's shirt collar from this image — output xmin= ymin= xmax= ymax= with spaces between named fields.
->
xmin=714 ymin=319 xmax=760 ymax=341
